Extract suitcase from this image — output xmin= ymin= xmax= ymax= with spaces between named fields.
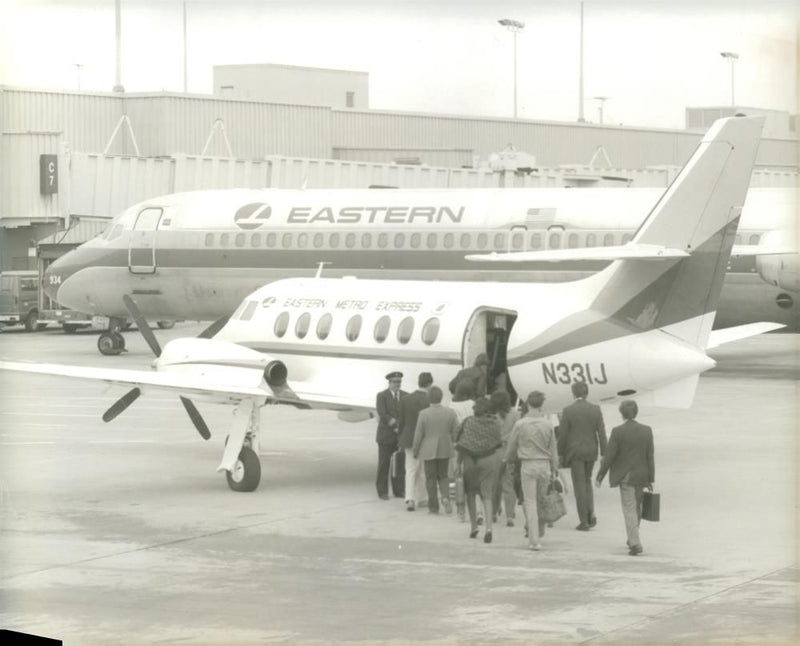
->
xmin=390 ymin=449 xmax=405 ymax=498
xmin=641 ymin=490 xmax=660 ymax=522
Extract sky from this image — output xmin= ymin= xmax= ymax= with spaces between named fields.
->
xmin=0 ymin=0 xmax=797 ymax=130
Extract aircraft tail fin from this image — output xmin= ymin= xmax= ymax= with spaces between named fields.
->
xmin=589 ymin=116 xmax=764 ymax=348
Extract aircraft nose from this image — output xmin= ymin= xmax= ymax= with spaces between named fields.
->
xmin=44 ymin=252 xmax=81 ymax=308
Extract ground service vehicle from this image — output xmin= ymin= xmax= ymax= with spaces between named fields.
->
xmin=0 ymin=271 xmax=46 ymax=331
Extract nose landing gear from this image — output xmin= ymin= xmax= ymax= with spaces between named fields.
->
xmin=97 ymin=317 xmax=127 ymax=356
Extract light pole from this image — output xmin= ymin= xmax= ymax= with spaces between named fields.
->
xmin=73 ymin=63 xmax=84 ymax=91
xmin=498 ymin=18 xmax=525 ymax=118
xmin=720 ymin=51 xmax=738 ymax=107
xmin=593 ymin=96 xmax=609 ymax=124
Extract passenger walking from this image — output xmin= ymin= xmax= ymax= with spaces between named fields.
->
xmin=456 ymin=398 xmax=503 ymax=543
xmin=398 ymin=372 xmax=433 ymax=511
xmin=490 ymin=390 xmax=520 ymax=526
xmin=448 ymin=353 xmax=489 ymax=398
xmin=558 ymin=382 xmax=607 ymax=530
xmin=595 ymin=400 xmax=655 ymax=556
xmin=412 ymin=386 xmax=457 ymax=514
xmin=375 ymin=371 xmax=406 ymax=500
xmin=448 ymin=380 xmax=477 ymax=521
xmin=505 ymin=391 xmax=559 ymax=550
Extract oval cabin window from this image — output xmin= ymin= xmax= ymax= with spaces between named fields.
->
xmin=313 ymin=233 xmax=324 ymax=248
xmin=477 ymin=233 xmax=488 ymax=249
xmin=316 ymin=313 xmax=332 ymax=340
xmin=345 ymin=233 xmax=356 ymax=249
xmin=345 ymin=315 xmax=363 ymax=341
xmin=421 ymin=317 xmax=440 ymax=345
xmin=374 ymin=315 xmax=391 ymax=343
xmin=329 ymin=233 xmax=340 ymax=248
xmin=410 ymin=233 xmax=421 ymax=249
xmin=235 ymin=233 xmax=245 ymax=247
xmin=295 ymin=312 xmax=311 ymax=339
xmin=251 ymin=233 xmax=261 ymax=247
xmin=274 ymin=312 xmax=290 ymax=338
xmin=266 ymin=233 xmax=276 ymax=247
xmin=397 ymin=316 xmax=415 ymax=344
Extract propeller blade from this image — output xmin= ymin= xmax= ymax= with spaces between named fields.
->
xmin=180 ymin=396 xmax=211 ymax=440
xmin=102 ymin=387 xmax=141 ymax=422
xmin=198 ymin=314 xmax=230 ymax=339
xmin=122 ymin=294 xmax=162 ymax=357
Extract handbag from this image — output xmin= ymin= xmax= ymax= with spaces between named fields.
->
xmin=641 ymin=490 xmax=660 ymax=522
xmin=538 ymin=480 xmax=567 ymax=523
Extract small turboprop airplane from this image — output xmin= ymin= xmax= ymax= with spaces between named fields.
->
xmin=1 ymin=116 xmax=781 ymax=492
xmin=43 ymin=170 xmax=797 ymax=355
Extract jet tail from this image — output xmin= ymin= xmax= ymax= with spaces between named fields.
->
xmin=589 ymin=116 xmax=764 ymax=348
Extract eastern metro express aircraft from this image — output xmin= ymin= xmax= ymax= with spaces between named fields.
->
xmin=2 ymin=117 xmax=780 ymax=491
xmin=43 ymin=171 xmax=798 ymax=356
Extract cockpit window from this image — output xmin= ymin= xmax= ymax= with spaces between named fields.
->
xmin=240 ymin=300 xmax=258 ymax=321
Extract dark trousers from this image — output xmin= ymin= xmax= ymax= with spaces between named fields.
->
xmin=424 ymin=458 xmax=450 ymax=512
xmin=376 ymin=442 xmax=397 ymax=497
xmin=569 ymin=459 xmax=596 ymax=525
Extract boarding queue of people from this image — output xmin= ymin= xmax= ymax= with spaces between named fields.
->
xmin=375 ymin=369 xmax=656 ymax=556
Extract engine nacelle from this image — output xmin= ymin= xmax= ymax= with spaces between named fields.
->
xmin=755 ymin=231 xmax=800 ymax=292
xmin=263 ymin=360 xmax=288 ymax=388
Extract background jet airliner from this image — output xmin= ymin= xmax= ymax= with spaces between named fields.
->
xmin=2 ymin=117 xmax=777 ymax=492
xmin=43 ymin=175 xmax=797 ymax=355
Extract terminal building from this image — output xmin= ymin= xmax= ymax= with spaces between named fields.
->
xmin=0 ymin=63 xmax=797 ymax=271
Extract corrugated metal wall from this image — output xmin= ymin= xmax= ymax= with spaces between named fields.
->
xmin=0 ymin=132 xmax=65 ymax=222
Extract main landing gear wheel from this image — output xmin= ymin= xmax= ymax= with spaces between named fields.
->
xmin=226 ymin=446 xmax=261 ymax=492
xmin=97 ymin=331 xmax=126 ymax=356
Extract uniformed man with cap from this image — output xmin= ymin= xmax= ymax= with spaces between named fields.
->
xmin=375 ymin=371 xmax=407 ymax=499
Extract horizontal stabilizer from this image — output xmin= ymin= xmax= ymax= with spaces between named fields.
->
xmin=707 ymin=322 xmax=785 ymax=349
xmin=731 ymin=245 xmax=797 ymax=257
xmin=465 ymin=244 xmax=689 ymax=263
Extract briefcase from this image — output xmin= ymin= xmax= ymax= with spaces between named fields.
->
xmin=390 ymin=449 xmax=405 ymax=497
xmin=641 ymin=491 xmax=660 ymax=522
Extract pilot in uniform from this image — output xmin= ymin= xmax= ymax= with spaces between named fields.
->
xmin=375 ymin=371 xmax=407 ymax=499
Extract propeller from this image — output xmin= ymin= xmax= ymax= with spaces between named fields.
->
xmin=101 ymin=295 xmax=214 ymax=441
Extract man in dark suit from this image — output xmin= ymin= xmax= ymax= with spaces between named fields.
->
xmin=398 ymin=372 xmax=433 ymax=511
xmin=558 ymin=381 xmax=607 ymax=530
xmin=595 ymin=400 xmax=655 ymax=556
xmin=375 ymin=371 xmax=407 ymax=500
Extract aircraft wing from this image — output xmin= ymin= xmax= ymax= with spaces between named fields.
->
xmin=465 ymin=243 xmax=689 ymax=263
xmin=0 ymin=360 xmax=374 ymax=412
xmin=731 ymin=245 xmax=797 ymax=256
xmin=706 ymin=322 xmax=785 ymax=349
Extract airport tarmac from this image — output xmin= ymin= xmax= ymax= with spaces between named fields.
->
xmin=0 ymin=325 xmax=797 ymax=644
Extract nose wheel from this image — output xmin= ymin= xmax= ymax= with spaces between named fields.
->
xmin=225 ymin=446 xmax=261 ymax=492
xmin=98 ymin=331 xmax=126 ymax=355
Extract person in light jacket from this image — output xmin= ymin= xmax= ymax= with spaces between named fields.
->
xmin=595 ymin=400 xmax=655 ymax=556
xmin=412 ymin=386 xmax=458 ymax=514
xmin=505 ymin=391 xmax=559 ymax=551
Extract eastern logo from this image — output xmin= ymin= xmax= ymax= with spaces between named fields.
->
xmin=234 ymin=203 xmax=272 ymax=230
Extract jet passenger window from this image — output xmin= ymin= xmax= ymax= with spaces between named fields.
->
xmin=410 ymin=233 xmax=421 ymax=249
xmin=530 ymin=233 xmax=542 ymax=249
xmin=345 ymin=315 xmax=363 ymax=341
xmin=397 ymin=317 xmax=414 ymax=344
xmin=477 ymin=233 xmax=488 ymax=249
xmin=274 ymin=312 xmax=289 ymax=337
xmin=586 ymin=233 xmax=597 ymax=247
xmin=295 ymin=312 xmax=311 ymax=339
xmin=421 ymin=317 xmax=440 ymax=345
xmin=621 ymin=233 xmax=633 ymax=244
xmin=313 ymin=233 xmax=324 ymax=248
xmin=266 ymin=233 xmax=276 ymax=247
xmin=603 ymin=233 xmax=615 ymax=246
xmin=494 ymin=233 xmax=506 ymax=249
xmin=235 ymin=233 xmax=245 ymax=247
xmin=374 ymin=315 xmax=391 ymax=343
xmin=512 ymin=233 xmax=523 ymax=250
xmin=548 ymin=233 xmax=561 ymax=249
xmin=568 ymin=233 xmax=579 ymax=248
xmin=460 ymin=233 xmax=470 ymax=249
xmin=378 ymin=233 xmax=388 ymax=248
xmin=316 ymin=313 xmax=332 ymax=340
xmin=282 ymin=233 xmax=292 ymax=248
xmin=251 ymin=233 xmax=261 ymax=247
xmin=220 ymin=233 xmax=230 ymax=247
xmin=329 ymin=233 xmax=340 ymax=248
xmin=298 ymin=233 xmax=308 ymax=248
xmin=443 ymin=233 xmax=454 ymax=249
xmin=345 ymin=233 xmax=356 ymax=248
xmin=426 ymin=233 xmax=437 ymax=249
xmin=749 ymin=234 xmax=760 ymax=245
xmin=361 ymin=233 xmax=372 ymax=248
xmin=394 ymin=233 xmax=405 ymax=248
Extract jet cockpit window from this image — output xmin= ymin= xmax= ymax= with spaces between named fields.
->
xmin=240 ymin=300 xmax=258 ymax=321
xmin=345 ymin=314 xmax=363 ymax=341
xmin=397 ymin=316 xmax=415 ymax=344
xmin=316 ymin=313 xmax=332 ymax=340
xmin=295 ymin=312 xmax=311 ymax=339
xmin=374 ymin=315 xmax=391 ymax=343
xmin=274 ymin=311 xmax=290 ymax=337
xmin=421 ymin=317 xmax=440 ymax=345
xmin=104 ymin=223 xmax=123 ymax=241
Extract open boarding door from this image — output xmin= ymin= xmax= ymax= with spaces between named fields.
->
xmin=461 ymin=307 xmax=518 ymax=399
